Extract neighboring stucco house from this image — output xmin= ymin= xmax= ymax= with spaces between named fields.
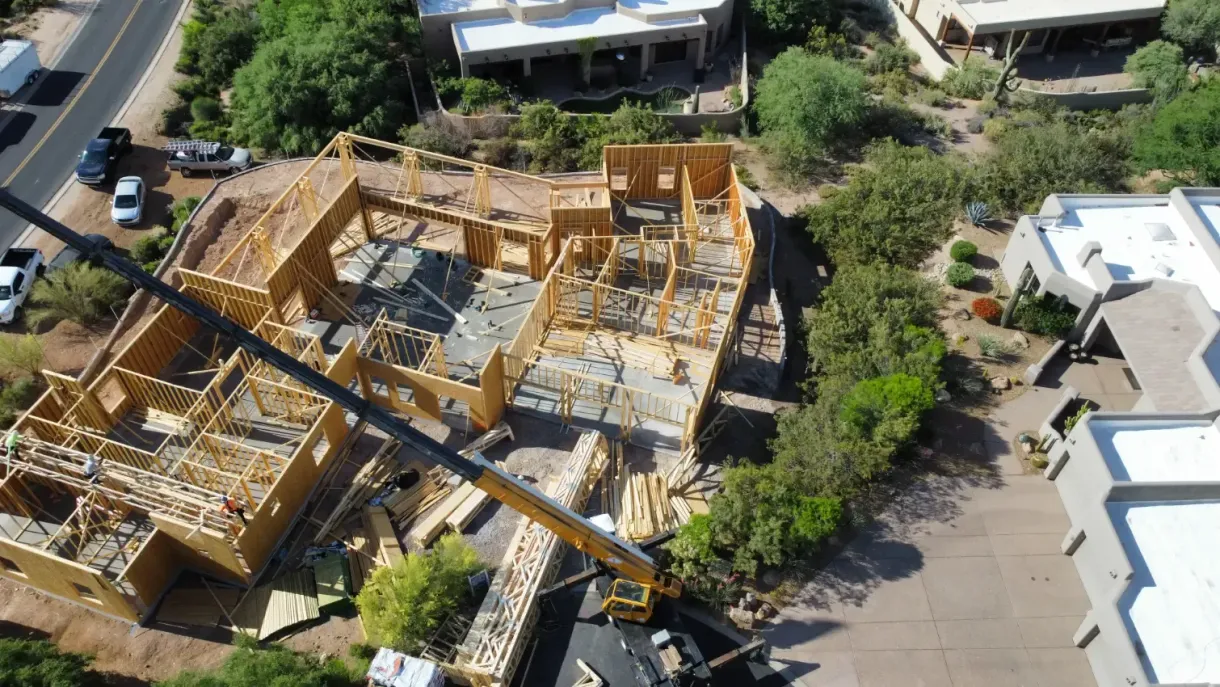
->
xmin=419 ymin=0 xmax=734 ymax=79
xmin=1000 ymin=189 xmax=1220 ymax=686
xmin=898 ymin=0 xmax=1166 ymax=60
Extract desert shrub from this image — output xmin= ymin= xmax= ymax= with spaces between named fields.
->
xmin=190 ymin=96 xmax=222 ymax=123
xmin=870 ymin=69 xmax=915 ymax=97
xmin=707 ymin=462 xmax=842 ymax=576
xmin=0 ymin=637 xmax=100 ymax=687
xmin=0 ymin=376 xmax=39 ymax=428
xmin=666 ymin=513 xmax=718 ymax=580
xmin=701 ymin=122 xmax=727 ymax=142
xmin=130 ymin=235 xmax=167 ymax=265
xmin=1161 ymin=0 xmax=1220 ymax=58
xmin=1125 ymin=40 xmax=1190 ymax=103
xmin=355 ymin=533 xmax=482 ymax=652
xmin=1134 ymin=78 xmax=1220 ymax=186
xmin=159 ymin=101 xmax=193 ymax=137
xmin=29 ymin=264 xmax=129 ymax=327
xmin=840 ymin=373 xmax=935 ymax=448
xmin=734 ymin=164 xmax=759 ymax=191
xmin=945 ymin=262 xmax=975 ymax=287
xmin=914 ymin=87 xmax=949 ymax=108
xmin=864 ymin=39 xmax=918 ymax=75
xmin=976 ymin=334 xmax=1015 ymax=360
xmin=400 ymin=119 xmax=473 ymax=158
xmin=971 ymin=297 xmax=1002 ymax=320
xmin=0 ymin=334 xmax=44 ymax=377
xmin=941 ymin=61 xmax=999 ymax=100
xmin=949 ymin=240 xmax=977 ymax=263
xmin=451 ymin=77 xmax=511 ymax=114
xmin=727 ymin=84 xmax=743 ymax=109
xmin=170 ymin=196 xmax=202 ymax=232
xmin=158 ymin=634 xmax=360 ymax=687
xmin=578 ymin=102 xmax=678 ymax=168
xmin=801 ymin=141 xmax=971 ymax=268
xmin=749 ymin=0 xmax=836 ymax=43
xmin=1014 ymin=294 xmax=1079 ymax=337
xmin=805 ymin=24 xmax=854 ymax=60
xmin=479 ymin=137 xmax=519 ymax=169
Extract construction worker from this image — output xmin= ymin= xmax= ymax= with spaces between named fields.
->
xmin=83 ymin=454 xmax=102 ymax=484
xmin=4 ymin=429 xmax=19 ymax=462
xmin=219 ymin=495 xmax=247 ymax=525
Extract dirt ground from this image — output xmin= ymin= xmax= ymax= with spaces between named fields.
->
xmin=922 ymin=219 xmax=1053 ymax=411
xmin=7 ymin=0 xmax=92 ymax=70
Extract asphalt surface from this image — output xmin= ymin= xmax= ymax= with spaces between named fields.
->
xmin=0 ymin=0 xmax=182 ymax=248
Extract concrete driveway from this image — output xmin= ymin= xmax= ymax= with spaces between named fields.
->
xmin=765 ymin=388 xmax=1097 ymax=687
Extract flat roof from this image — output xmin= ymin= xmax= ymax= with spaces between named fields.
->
xmin=1089 ymin=419 xmax=1220 ymax=482
xmin=422 ymin=0 xmax=723 ymax=16
xmin=955 ymin=0 xmax=1165 ymax=32
xmin=1109 ymin=500 xmax=1220 ymax=684
xmin=1037 ymin=202 xmax=1220 ymax=311
xmin=420 ymin=0 xmax=499 ymax=16
xmin=453 ymin=7 xmax=704 ymax=54
xmin=618 ymin=0 xmax=725 ymax=15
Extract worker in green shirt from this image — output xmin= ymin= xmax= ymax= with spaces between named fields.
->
xmin=5 ymin=429 xmax=19 ymax=461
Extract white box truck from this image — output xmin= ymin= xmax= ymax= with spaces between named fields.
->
xmin=0 ymin=40 xmax=40 ymax=99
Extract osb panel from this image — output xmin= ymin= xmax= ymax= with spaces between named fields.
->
xmin=0 ymin=537 xmax=139 ymax=622
xmin=108 ymin=305 xmax=202 ymax=379
xmin=235 ymin=403 xmax=345 ymax=572
xmin=602 ymin=143 xmax=733 ymax=200
xmin=325 ymin=339 xmax=359 ymax=387
xmin=148 ymin=512 xmax=248 ymax=584
xmin=179 ymin=270 xmax=275 ymax=330
xmin=476 ymin=346 xmax=506 ymax=431
xmin=266 ymin=176 xmax=362 ymax=310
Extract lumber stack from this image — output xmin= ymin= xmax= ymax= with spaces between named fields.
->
xmin=616 ymin=469 xmax=681 ymax=540
xmin=363 ymin=505 xmax=405 ymax=568
xmin=313 ymin=436 xmax=402 ymax=544
xmin=383 ymin=464 xmax=452 ymax=527
xmin=347 ymin=528 xmax=380 ymax=593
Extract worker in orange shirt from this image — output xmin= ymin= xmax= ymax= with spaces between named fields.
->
xmin=219 ymin=495 xmax=247 ymax=525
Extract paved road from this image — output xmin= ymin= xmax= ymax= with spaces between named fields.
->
xmin=0 ymin=0 xmax=181 ymax=248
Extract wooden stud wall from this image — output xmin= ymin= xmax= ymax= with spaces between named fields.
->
xmin=266 ymin=177 xmax=362 ymax=313
xmin=234 ymin=402 xmax=347 ymax=571
xmin=179 ymin=270 xmax=276 ymax=330
xmin=146 ymin=512 xmax=249 ymax=584
xmin=112 ymin=368 xmax=203 ymax=418
xmin=0 ymin=536 xmax=139 ymax=621
xmin=108 ymin=305 xmax=202 ymax=379
xmin=602 ymin=143 xmax=733 ymax=200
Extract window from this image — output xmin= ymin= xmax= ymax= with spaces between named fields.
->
xmin=72 ymin=582 xmax=100 ymax=603
xmin=658 ymin=166 xmax=676 ymax=191
xmin=0 ymin=556 xmax=22 ymax=576
xmin=11 ymin=273 xmax=23 ymax=294
xmin=610 ymin=168 xmax=628 ymax=191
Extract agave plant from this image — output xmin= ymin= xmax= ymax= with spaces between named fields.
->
xmin=965 ymin=201 xmax=991 ymax=227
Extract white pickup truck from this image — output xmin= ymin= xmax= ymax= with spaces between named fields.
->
xmin=0 ymin=248 xmax=43 ymax=324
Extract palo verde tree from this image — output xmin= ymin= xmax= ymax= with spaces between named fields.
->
xmin=1134 ymin=78 xmax=1220 ymax=186
xmin=801 ymin=140 xmax=972 ymax=269
xmin=753 ymin=48 xmax=869 ymax=179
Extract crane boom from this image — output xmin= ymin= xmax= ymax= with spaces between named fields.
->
xmin=0 ymin=189 xmax=681 ymax=600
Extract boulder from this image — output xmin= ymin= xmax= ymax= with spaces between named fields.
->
xmin=935 ymin=388 xmax=952 ymax=403
xmin=729 ymin=605 xmax=757 ymax=630
xmin=990 ymin=376 xmax=1012 ymax=391
xmin=1012 ymin=332 xmax=1030 ymax=349
xmin=953 ymin=308 xmax=971 ymax=321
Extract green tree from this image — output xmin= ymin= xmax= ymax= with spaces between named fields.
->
xmin=1162 ymin=0 xmax=1220 ymax=58
xmin=804 ymin=263 xmax=944 ymax=384
xmin=979 ymin=120 xmax=1130 ymax=215
xmin=666 ymin=513 xmax=717 ymax=580
xmin=513 ymin=101 xmax=582 ymax=172
xmin=707 ymin=463 xmax=842 ymax=575
xmin=840 ymin=373 xmax=935 ymax=449
xmin=1134 ymin=78 xmax=1220 ymax=185
xmin=749 ymin=0 xmax=835 ymax=43
xmin=754 ymin=48 xmax=869 ymax=179
xmin=864 ymin=39 xmax=918 ymax=75
xmin=355 ymin=533 xmax=482 ymax=652
xmin=802 ymin=141 xmax=971 ymax=268
xmin=580 ymin=103 xmax=678 ymax=168
xmin=1124 ymin=40 xmax=1190 ymax=103
xmin=187 ymin=5 xmax=259 ymax=91
xmin=0 ymin=334 xmax=44 ymax=377
xmin=805 ymin=24 xmax=854 ymax=60
xmin=157 ymin=635 xmax=359 ymax=687
xmin=29 ymin=263 xmax=129 ymax=327
xmin=0 ymin=638 xmax=99 ymax=687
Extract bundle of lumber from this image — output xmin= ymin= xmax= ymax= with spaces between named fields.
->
xmin=404 ymin=421 xmax=514 ymax=549
xmin=347 ymin=527 xmax=380 ymax=593
xmin=313 ymin=436 xmax=402 ymax=544
xmin=383 ymin=462 xmax=452 ymax=527
xmin=616 ymin=469 xmax=682 ymax=540
xmin=456 ymin=430 xmax=610 ymax=686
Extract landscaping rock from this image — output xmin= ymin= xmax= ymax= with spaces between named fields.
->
xmin=1012 ymin=332 xmax=1030 ymax=349
xmin=966 ymin=116 xmax=986 ymax=134
xmin=990 ymin=376 xmax=1012 ymax=391
xmin=935 ymin=388 xmax=952 ymax=403
xmin=953 ymin=308 xmax=971 ymax=321
xmin=761 ymin=570 xmax=782 ymax=588
xmin=729 ymin=605 xmax=757 ymax=630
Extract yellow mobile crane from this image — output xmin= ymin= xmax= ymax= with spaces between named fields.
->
xmin=0 ymin=191 xmax=678 ymax=624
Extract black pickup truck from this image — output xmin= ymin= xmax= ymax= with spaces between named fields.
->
xmin=75 ymin=126 xmax=132 ymax=185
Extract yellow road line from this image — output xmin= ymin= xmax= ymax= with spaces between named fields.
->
xmin=2 ymin=0 xmax=145 ymax=187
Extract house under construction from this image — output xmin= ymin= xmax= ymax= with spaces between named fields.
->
xmin=0 ymin=134 xmax=754 ymax=627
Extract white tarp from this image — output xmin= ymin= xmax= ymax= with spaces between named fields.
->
xmin=367 ymin=648 xmax=445 ymax=687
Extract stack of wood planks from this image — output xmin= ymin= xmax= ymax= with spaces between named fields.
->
xmin=313 ymin=436 xmax=402 ymax=544
xmin=382 ymin=462 xmax=452 ymax=527
xmin=616 ymin=469 xmax=681 ymax=540
xmin=405 ymin=421 xmax=514 ymax=549
xmin=231 ymin=569 xmax=320 ymax=640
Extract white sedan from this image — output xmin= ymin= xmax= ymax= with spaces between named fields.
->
xmin=111 ymin=176 xmax=145 ymax=226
